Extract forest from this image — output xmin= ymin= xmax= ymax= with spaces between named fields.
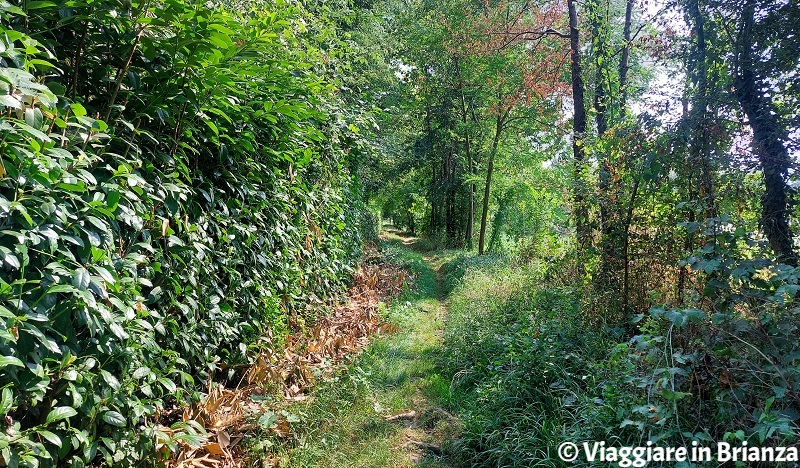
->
xmin=0 ymin=0 xmax=798 ymax=465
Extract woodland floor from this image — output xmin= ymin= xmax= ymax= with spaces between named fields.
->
xmin=270 ymin=230 xmax=461 ymax=467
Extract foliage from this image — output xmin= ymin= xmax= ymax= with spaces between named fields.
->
xmin=630 ymin=220 xmax=800 ymax=445
xmin=344 ymin=0 xmax=800 ymax=464
xmin=2 ymin=0 xmax=799 ymax=463
xmin=331 ymin=0 xmax=800 ymax=463
xmin=441 ymin=239 xmax=800 ymax=464
xmin=0 ymin=0 xmax=372 ymax=464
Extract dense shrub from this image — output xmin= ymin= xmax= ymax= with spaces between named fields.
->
xmin=626 ymin=220 xmax=800 ymax=447
xmin=441 ymin=233 xmax=800 ymax=466
xmin=0 ymin=0 xmax=371 ymax=465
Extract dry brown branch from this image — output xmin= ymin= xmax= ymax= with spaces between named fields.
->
xmin=404 ymin=439 xmax=443 ymax=456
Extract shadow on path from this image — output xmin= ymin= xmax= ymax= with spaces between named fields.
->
xmin=271 ymin=230 xmax=460 ymax=467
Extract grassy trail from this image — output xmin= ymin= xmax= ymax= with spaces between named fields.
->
xmin=274 ymin=232 xmax=460 ymax=467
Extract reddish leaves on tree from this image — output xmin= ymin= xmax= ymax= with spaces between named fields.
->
xmin=441 ymin=0 xmax=570 ymax=116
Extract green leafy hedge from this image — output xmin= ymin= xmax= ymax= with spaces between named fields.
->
xmin=0 ymin=0 xmax=371 ymax=465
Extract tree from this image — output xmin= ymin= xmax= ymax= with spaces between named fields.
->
xmin=729 ymin=0 xmax=797 ymax=266
xmin=568 ymin=0 xmax=590 ymax=248
xmin=445 ymin=0 xmax=568 ymax=254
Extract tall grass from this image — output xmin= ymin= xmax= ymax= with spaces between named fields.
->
xmin=440 ymin=244 xmax=800 ymax=466
xmin=440 ymin=258 xmax=638 ymax=466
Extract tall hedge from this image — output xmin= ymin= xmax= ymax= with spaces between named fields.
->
xmin=0 ymin=0 xmax=371 ymax=465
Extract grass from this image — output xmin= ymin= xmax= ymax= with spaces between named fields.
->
xmin=250 ymin=234 xmax=620 ymax=467
xmin=439 ymin=254 xmax=621 ymax=467
xmin=267 ymin=237 xmax=460 ymax=467
xmin=252 ymin=233 xmax=608 ymax=467
xmin=254 ymin=232 xmax=800 ymax=467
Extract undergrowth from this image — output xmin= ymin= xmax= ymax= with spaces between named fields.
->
xmin=442 ymin=260 xmax=614 ymax=466
xmin=440 ymin=230 xmax=800 ymax=466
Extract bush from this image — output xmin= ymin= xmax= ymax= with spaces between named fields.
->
xmin=622 ymin=221 xmax=800 ymax=447
xmin=0 ymin=0 xmax=371 ymax=465
xmin=439 ymin=221 xmax=800 ymax=465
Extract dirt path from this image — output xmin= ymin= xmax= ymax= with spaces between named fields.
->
xmin=269 ymin=233 xmax=460 ymax=467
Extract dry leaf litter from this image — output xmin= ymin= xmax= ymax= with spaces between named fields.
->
xmin=162 ymin=246 xmax=408 ymax=467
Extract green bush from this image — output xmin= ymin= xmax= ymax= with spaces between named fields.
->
xmin=440 ymin=221 xmax=800 ymax=465
xmin=0 ymin=0 xmax=371 ymax=465
xmin=624 ymin=220 xmax=800 ymax=447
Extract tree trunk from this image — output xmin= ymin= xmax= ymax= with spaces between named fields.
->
xmin=734 ymin=4 xmax=797 ymax=266
xmin=590 ymin=0 xmax=616 ymax=292
xmin=425 ymin=106 xmax=440 ymax=234
xmin=461 ymin=89 xmax=475 ymax=250
xmin=619 ymin=0 xmax=634 ymax=310
xmin=687 ymin=0 xmax=717 ymax=222
xmin=568 ymin=0 xmax=589 ymax=248
xmin=617 ymin=0 xmax=640 ymax=313
xmin=478 ymin=114 xmax=504 ymax=255
xmin=445 ymin=145 xmax=457 ymax=245
xmin=618 ymin=0 xmax=633 ymax=112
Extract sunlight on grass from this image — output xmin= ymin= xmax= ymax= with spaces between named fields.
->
xmin=267 ymin=239 xmax=457 ymax=467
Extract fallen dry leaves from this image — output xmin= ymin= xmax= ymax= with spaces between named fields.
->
xmin=163 ymin=246 xmax=409 ymax=467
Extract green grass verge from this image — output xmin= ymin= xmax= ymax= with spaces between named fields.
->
xmin=262 ymin=239 xmax=456 ymax=467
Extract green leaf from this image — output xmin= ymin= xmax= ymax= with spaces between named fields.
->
xmin=174 ymin=432 xmax=205 ymax=448
xmin=47 ymin=284 xmax=76 ymax=294
xmin=158 ymin=377 xmax=176 ymax=393
xmin=683 ymin=308 xmax=707 ymax=323
xmin=15 ymin=120 xmax=49 ymax=142
xmin=37 ymin=430 xmax=61 ymax=447
xmin=711 ymin=313 xmax=728 ymax=325
xmin=92 ymin=266 xmax=116 ymax=285
xmin=108 ymin=322 xmax=128 ymax=340
xmin=3 ymin=254 xmax=20 ymax=269
xmin=21 ymin=323 xmax=60 ymax=354
xmin=132 ymin=367 xmax=151 ymax=379
xmin=86 ymin=216 xmax=106 ymax=231
xmin=203 ymin=119 xmax=219 ymax=136
xmin=72 ymin=267 xmax=90 ymax=290
xmin=0 ymin=388 xmax=13 ymax=414
xmin=105 ymin=190 xmax=120 ymax=211
xmin=0 ymin=356 xmax=24 ymax=368
xmin=45 ymin=81 xmax=66 ymax=96
xmin=101 ymin=411 xmax=125 ymax=427
xmin=0 ymin=95 xmax=20 ymax=109
xmin=258 ymin=411 xmax=277 ymax=429
xmin=69 ymin=103 xmax=86 ymax=118
xmin=24 ymin=107 xmax=43 ymax=129
xmin=0 ymin=2 xmax=25 ymax=14
xmin=25 ymin=1 xmax=57 ymax=10
xmin=45 ymin=406 xmax=77 ymax=424
xmin=100 ymin=370 xmax=120 ymax=390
